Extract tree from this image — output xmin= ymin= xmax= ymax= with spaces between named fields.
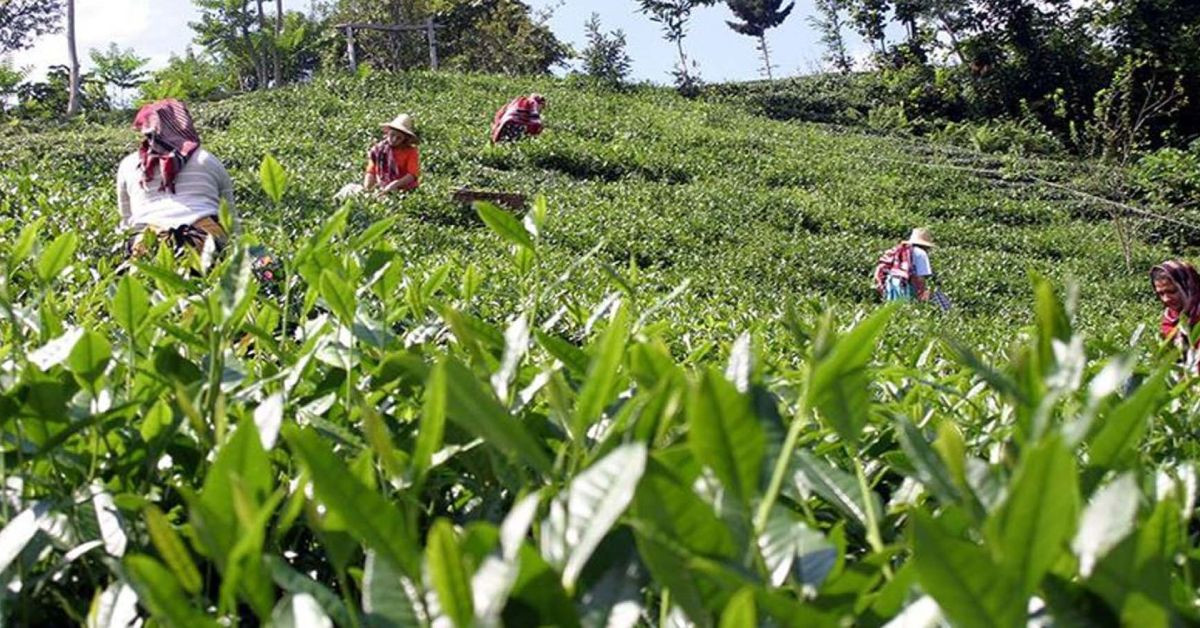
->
xmin=429 ymin=0 xmax=570 ymax=75
xmin=724 ymin=0 xmax=795 ymax=80
xmin=808 ymin=0 xmax=853 ymax=74
xmin=847 ymin=0 xmax=889 ymax=56
xmin=0 ymin=0 xmax=62 ymax=54
xmin=16 ymin=64 xmax=104 ymax=117
xmin=637 ymin=0 xmax=718 ymax=93
xmin=323 ymin=0 xmax=432 ymax=71
xmin=0 ymin=60 xmax=29 ymax=115
xmin=90 ymin=43 xmax=149 ymax=107
xmin=65 ymin=0 xmax=79 ymax=115
xmin=580 ymin=12 xmax=631 ymax=87
xmin=191 ymin=0 xmax=272 ymax=89
xmin=139 ymin=49 xmax=236 ymax=104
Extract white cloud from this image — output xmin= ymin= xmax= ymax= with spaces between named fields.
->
xmin=9 ymin=0 xmax=199 ymax=80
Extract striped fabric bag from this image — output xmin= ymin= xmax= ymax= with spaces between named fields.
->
xmin=931 ymin=290 xmax=952 ymax=312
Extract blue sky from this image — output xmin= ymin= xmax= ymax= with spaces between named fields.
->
xmin=6 ymin=0 xmax=870 ymax=84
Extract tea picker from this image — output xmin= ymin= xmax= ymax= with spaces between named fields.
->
xmin=335 ymin=113 xmax=421 ymax=200
xmin=872 ymin=228 xmax=946 ymax=307
xmin=116 ymin=99 xmax=234 ymax=261
xmin=490 ymin=93 xmax=546 ymax=143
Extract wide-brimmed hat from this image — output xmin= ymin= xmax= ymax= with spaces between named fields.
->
xmin=906 ymin=228 xmax=936 ymax=248
xmin=381 ymin=113 xmax=419 ymax=143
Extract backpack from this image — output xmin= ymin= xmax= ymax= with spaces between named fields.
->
xmin=872 ymin=242 xmax=913 ymax=296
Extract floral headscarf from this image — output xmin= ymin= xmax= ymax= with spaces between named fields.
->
xmin=1151 ymin=260 xmax=1200 ymax=342
xmin=134 ymin=99 xmax=201 ymax=193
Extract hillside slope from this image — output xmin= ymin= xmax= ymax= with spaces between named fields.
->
xmin=0 ymin=72 xmax=1167 ymax=347
xmin=1 ymin=72 xmax=1195 ymax=626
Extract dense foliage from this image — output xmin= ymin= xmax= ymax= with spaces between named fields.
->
xmin=0 ymin=0 xmax=62 ymax=54
xmin=0 ymin=72 xmax=1197 ymax=626
xmin=709 ymin=0 xmax=1200 ymax=161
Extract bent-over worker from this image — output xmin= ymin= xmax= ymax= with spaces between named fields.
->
xmin=874 ymin=228 xmax=937 ymax=303
xmin=491 ymin=93 xmax=545 ymax=143
xmin=116 ymin=99 xmax=234 ymax=257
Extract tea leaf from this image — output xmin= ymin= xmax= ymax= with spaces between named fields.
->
xmin=985 ymin=435 xmax=1079 ymax=594
xmin=36 ymin=232 xmax=76 ymax=283
xmin=427 ymin=519 xmax=474 ymax=628
xmin=807 ymin=307 xmax=893 ymax=450
xmin=283 ymin=425 xmax=418 ymax=575
xmin=910 ymin=512 xmax=1023 ymax=628
xmin=143 ymin=505 xmax=203 ymax=595
xmin=559 ymin=442 xmax=647 ymax=590
xmin=123 ymin=555 xmax=217 ymax=627
xmin=260 ymin=153 xmax=289 ymax=205
xmin=441 ymin=357 xmax=553 ymax=474
xmin=476 ymin=201 xmax=534 ymax=250
xmin=688 ymin=369 xmax=764 ymax=507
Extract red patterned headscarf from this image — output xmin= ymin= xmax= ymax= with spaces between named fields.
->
xmin=134 ymin=99 xmax=201 ymax=193
xmin=1151 ymin=260 xmax=1200 ymax=341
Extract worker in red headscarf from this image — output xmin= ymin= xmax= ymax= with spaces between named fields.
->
xmin=490 ymin=93 xmax=546 ymax=143
xmin=116 ymin=99 xmax=234 ymax=257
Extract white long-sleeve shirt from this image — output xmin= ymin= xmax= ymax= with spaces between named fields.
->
xmin=116 ymin=149 xmax=235 ymax=230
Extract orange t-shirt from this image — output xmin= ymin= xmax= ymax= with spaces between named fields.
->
xmin=366 ymin=146 xmax=420 ymax=190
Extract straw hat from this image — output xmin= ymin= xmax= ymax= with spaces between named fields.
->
xmin=381 ymin=113 xmax=419 ymax=143
xmin=906 ymin=227 xmax=936 ymax=248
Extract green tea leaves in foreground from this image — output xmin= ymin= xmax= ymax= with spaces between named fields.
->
xmin=788 ymin=449 xmax=883 ymax=532
xmin=1088 ymin=368 xmax=1168 ymax=470
xmin=688 ymin=369 xmax=765 ymax=508
xmin=143 ymin=505 xmax=203 ymax=595
xmin=111 ymin=274 xmax=150 ymax=337
xmin=911 ymin=511 xmax=1024 ymax=628
xmin=476 ymin=201 xmax=534 ymax=250
xmin=807 ymin=307 xmax=893 ymax=450
xmin=986 ymin=435 xmax=1079 ymax=595
xmin=440 ymin=357 xmax=553 ymax=474
xmin=427 ymin=520 xmax=474 ymax=628
xmin=572 ymin=304 xmax=630 ymax=439
xmin=123 ymin=555 xmax=218 ymax=628
xmin=283 ymin=425 xmax=418 ymax=576
xmin=36 ymin=232 xmax=77 ymax=283
xmin=545 ymin=442 xmax=647 ymax=590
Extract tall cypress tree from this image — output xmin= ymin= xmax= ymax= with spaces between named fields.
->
xmin=724 ymin=0 xmax=795 ymax=80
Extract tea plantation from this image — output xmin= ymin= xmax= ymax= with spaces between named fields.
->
xmin=0 ymin=72 xmax=1196 ymax=626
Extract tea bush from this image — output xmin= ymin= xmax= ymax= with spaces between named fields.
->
xmin=0 ymin=71 xmax=1196 ymax=626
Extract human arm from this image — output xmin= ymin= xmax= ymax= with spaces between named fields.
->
xmin=911 ymin=275 xmax=931 ymax=301
xmin=380 ymin=148 xmax=419 ymax=193
xmin=380 ymin=174 xmax=416 ymax=193
xmin=911 ymin=247 xmax=933 ymax=301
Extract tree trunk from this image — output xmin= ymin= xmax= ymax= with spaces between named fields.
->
xmin=256 ymin=0 xmax=269 ymax=87
xmin=759 ymin=34 xmax=774 ymax=81
xmin=676 ymin=37 xmax=690 ymax=83
xmin=66 ymin=0 xmax=80 ymax=115
xmin=255 ymin=0 xmax=270 ymax=87
xmin=274 ymin=0 xmax=283 ymax=86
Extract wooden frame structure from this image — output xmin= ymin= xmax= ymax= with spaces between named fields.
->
xmin=335 ymin=19 xmax=443 ymax=72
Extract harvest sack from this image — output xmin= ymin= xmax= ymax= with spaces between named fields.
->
xmin=873 ymin=243 xmax=914 ymax=297
xmin=335 ymin=183 xmax=365 ymax=200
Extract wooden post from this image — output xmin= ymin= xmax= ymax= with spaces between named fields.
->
xmin=345 ymin=26 xmax=358 ymax=72
xmin=426 ymin=18 xmax=439 ymax=71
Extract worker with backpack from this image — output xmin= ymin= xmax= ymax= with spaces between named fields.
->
xmin=873 ymin=228 xmax=945 ymax=306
